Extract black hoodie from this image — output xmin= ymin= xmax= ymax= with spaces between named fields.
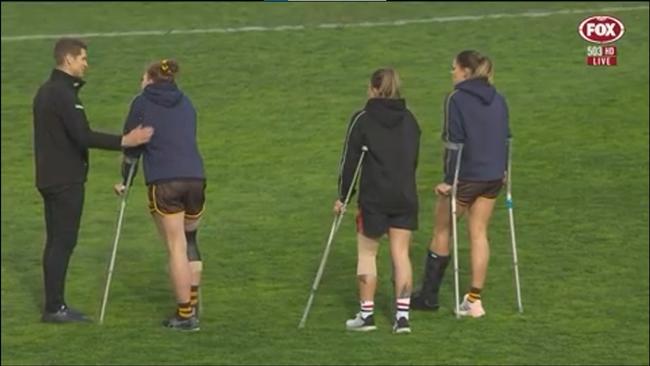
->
xmin=338 ymin=98 xmax=421 ymax=214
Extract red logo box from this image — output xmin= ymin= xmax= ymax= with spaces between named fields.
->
xmin=578 ymin=15 xmax=625 ymax=44
xmin=586 ymin=56 xmax=617 ymax=66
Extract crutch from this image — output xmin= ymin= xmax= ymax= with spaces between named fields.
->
xmin=448 ymin=142 xmax=464 ymax=319
xmin=99 ymin=157 xmax=138 ymax=325
xmin=298 ymin=145 xmax=369 ymax=329
xmin=506 ymin=138 xmax=523 ymax=313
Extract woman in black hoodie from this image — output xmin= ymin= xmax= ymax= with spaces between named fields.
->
xmin=336 ymin=68 xmax=421 ymax=334
xmin=411 ymin=50 xmax=510 ymax=318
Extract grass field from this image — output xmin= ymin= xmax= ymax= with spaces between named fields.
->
xmin=1 ymin=2 xmax=649 ymax=365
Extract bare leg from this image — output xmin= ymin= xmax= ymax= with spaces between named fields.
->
xmin=466 ymin=197 xmax=497 ymax=289
xmin=389 ymin=228 xmax=412 ymax=300
xmin=346 ymin=232 xmax=380 ymax=331
xmin=429 ymin=194 xmax=467 ymax=254
xmin=153 ymin=212 xmax=191 ymax=304
xmin=430 ymin=195 xmax=451 ymax=254
xmin=389 ymin=227 xmax=413 ymax=333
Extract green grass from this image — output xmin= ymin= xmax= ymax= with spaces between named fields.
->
xmin=2 ymin=2 xmax=649 ymax=365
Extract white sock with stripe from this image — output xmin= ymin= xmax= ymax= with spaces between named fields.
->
xmin=396 ymin=297 xmax=410 ymax=320
xmin=360 ymin=300 xmax=374 ymax=318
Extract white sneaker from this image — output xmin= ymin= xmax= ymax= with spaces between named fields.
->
xmin=345 ymin=312 xmax=377 ymax=331
xmin=455 ymin=294 xmax=486 ymax=318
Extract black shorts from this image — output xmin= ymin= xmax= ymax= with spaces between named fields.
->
xmin=456 ymin=180 xmax=503 ymax=206
xmin=147 ymin=179 xmax=206 ymax=218
xmin=355 ymin=207 xmax=418 ymax=238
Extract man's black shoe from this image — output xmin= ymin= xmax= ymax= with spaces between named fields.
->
xmin=41 ymin=304 xmax=92 ymax=323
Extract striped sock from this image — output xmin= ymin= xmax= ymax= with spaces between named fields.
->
xmin=396 ymin=297 xmax=410 ymax=320
xmin=468 ymin=287 xmax=482 ymax=303
xmin=176 ymin=302 xmax=193 ymax=319
xmin=190 ymin=286 xmax=199 ymax=308
xmin=360 ymin=300 xmax=374 ymax=318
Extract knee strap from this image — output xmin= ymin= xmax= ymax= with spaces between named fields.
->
xmin=186 ymin=230 xmax=201 ymax=261
xmin=356 ymin=252 xmax=377 ymax=276
xmin=357 ymin=237 xmax=378 ymax=276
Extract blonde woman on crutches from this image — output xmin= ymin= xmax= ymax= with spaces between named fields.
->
xmin=412 ymin=50 xmax=511 ymax=318
xmin=337 ymin=68 xmax=421 ymax=334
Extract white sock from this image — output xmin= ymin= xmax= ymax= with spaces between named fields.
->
xmin=360 ymin=300 xmax=374 ymax=318
xmin=396 ymin=297 xmax=410 ymax=320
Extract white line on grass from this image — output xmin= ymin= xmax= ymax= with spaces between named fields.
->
xmin=1 ymin=5 xmax=648 ymax=42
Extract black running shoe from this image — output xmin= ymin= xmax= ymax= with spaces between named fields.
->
xmin=392 ymin=317 xmax=411 ymax=334
xmin=162 ymin=315 xmax=200 ymax=332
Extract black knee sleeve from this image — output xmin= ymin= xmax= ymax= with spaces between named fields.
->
xmin=186 ymin=230 xmax=201 ymax=261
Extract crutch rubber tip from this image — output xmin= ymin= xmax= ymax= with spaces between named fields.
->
xmin=361 ymin=145 xmax=369 ymax=152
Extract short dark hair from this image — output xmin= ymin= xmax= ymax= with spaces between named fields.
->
xmin=53 ymin=38 xmax=87 ymax=65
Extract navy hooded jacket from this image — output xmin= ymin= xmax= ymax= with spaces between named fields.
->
xmin=123 ymin=81 xmax=205 ymax=184
xmin=442 ymin=78 xmax=510 ymax=184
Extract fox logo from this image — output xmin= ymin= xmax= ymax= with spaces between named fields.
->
xmin=578 ymin=15 xmax=625 ymax=44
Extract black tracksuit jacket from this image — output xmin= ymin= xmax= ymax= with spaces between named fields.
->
xmin=33 ymin=69 xmax=122 ymax=189
xmin=338 ymin=98 xmax=421 ymax=214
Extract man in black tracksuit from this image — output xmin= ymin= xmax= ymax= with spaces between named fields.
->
xmin=33 ymin=38 xmax=153 ymax=323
